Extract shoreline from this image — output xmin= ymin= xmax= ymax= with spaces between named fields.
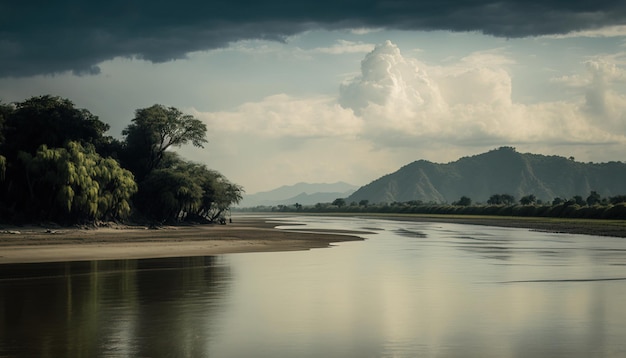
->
xmin=2 ymin=213 xmax=625 ymax=265
xmin=0 ymin=218 xmax=363 ymax=264
xmin=345 ymin=213 xmax=626 ymax=238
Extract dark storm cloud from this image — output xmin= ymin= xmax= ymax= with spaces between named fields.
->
xmin=1 ymin=0 xmax=624 ymax=77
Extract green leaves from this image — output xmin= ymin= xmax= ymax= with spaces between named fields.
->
xmin=18 ymin=141 xmax=137 ymax=223
xmin=121 ymin=104 xmax=207 ymax=181
xmin=0 ymin=155 xmax=5 ymax=181
xmin=2 ymin=95 xmax=109 ymax=159
xmin=135 ymin=157 xmax=243 ymax=223
xmin=0 ymin=95 xmax=241 ymax=225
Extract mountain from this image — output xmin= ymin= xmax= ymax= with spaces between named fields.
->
xmin=239 ymin=182 xmax=358 ymax=207
xmin=347 ymin=147 xmax=626 ymax=204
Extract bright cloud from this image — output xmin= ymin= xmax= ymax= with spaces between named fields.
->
xmin=184 ymin=39 xmax=626 ymax=192
xmin=192 ymin=94 xmax=362 ymax=139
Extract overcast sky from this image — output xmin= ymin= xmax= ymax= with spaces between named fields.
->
xmin=2 ymin=0 xmax=626 ymax=193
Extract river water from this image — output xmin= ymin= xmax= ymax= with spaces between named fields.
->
xmin=1 ymin=215 xmax=626 ymax=357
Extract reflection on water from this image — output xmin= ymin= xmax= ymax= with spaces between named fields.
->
xmin=2 ymin=216 xmax=626 ymax=357
xmin=0 ymin=257 xmax=231 ymax=357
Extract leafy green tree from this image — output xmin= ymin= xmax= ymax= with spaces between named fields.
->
xmin=0 ymin=101 xmax=11 ymax=181
xmin=519 ymin=194 xmax=536 ymax=205
xmin=487 ymin=194 xmax=501 ymax=205
xmin=134 ymin=156 xmax=243 ymax=223
xmin=17 ymin=142 xmax=136 ymax=223
xmin=609 ymin=195 xmax=626 ymax=204
xmin=0 ymin=96 xmax=114 ymax=210
xmin=359 ymin=199 xmax=369 ymax=207
xmin=138 ymin=167 xmax=204 ymax=222
xmin=0 ymin=155 xmax=5 ymax=182
xmin=488 ymin=194 xmax=515 ymax=205
xmin=2 ymin=96 xmax=109 ymax=159
xmin=586 ymin=191 xmax=601 ymax=206
xmin=203 ymin=176 xmax=243 ymax=221
xmin=0 ymin=101 xmax=13 ymax=145
xmin=573 ymin=195 xmax=586 ymax=206
xmin=332 ymin=198 xmax=346 ymax=207
xmin=121 ymin=104 xmax=207 ymax=181
xmin=454 ymin=196 xmax=472 ymax=206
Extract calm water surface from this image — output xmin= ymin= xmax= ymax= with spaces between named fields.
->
xmin=2 ymin=215 xmax=626 ymax=357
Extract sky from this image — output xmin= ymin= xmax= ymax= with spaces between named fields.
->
xmin=2 ymin=1 xmax=626 ymax=194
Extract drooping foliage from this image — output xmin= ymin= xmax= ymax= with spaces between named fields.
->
xmin=0 ymin=101 xmax=14 ymax=181
xmin=17 ymin=142 xmax=137 ymax=223
xmin=138 ymin=166 xmax=204 ymax=222
xmin=195 ymin=166 xmax=244 ymax=221
xmin=0 ymin=95 xmax=242 ymax=225
xmin=134 ymin=154 xmax=243 ymax=223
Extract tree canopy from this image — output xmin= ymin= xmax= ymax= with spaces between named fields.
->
xmin=2 ymin=95 xmax=109 ymax=159
xmin=121 ymin=104 xmax=207 ymax=181
xmin=18 ymin=142 xmax=137 ymax=223
xmin=133 ymin=154 xmax=243 ymax=223
xmin=0 ymin=95 xmax=241 ymax=226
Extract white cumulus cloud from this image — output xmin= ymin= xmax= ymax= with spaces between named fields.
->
xmin=191 ymin=94 xmax=362 ymax=139
xmin=336 ymin=40 xmax=626 ymax=147
xmin=187 ymin=40 xmax=626 ymax=193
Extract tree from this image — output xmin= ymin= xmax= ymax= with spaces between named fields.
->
xmin=0 ymin=101 xmax=11 ymax=181
xmin=454 ymin=196 xmax=472 ymax=206
xmin=609 ymin=195 xmax=626 ymax=204
xmin=573 ymin=195 xmax=586 ymax=206
xmin=488 ymin=194 xmax=515 ymax=205
xmin=2 ymin=95 xmax=109 ymax=159
xmin=519 ymin=194 xmax=536 ymax=205
xmin=359 ymin=199 xmax=369 ymax=207
xmin=0 ymin=96 xmax=113 ymax=208
xmin=17 ymin=141 xmax=136 ymax=223
xmin=586 ymin=191 xmax=601 ymax=206
xmin=332 ymin=198 xmax=346 ymax=207
xmin=134 ymin=156 xmax=243 ymax=223
xmin=0 ymin=100 xmax=13 ymax=146
xmin=487 ymin=194 xmax=501 ymax=205
xmin=203 ymin=177 xmax=243 ymax=221
xmin=138 ymin=167 xmax=203 ymax=222
xmin=186 ymin=161 xmax=243 ymax=222
xmin=121 ymin=104 xmax=207 ymax=181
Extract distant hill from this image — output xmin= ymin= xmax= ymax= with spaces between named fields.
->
xmin=239 ymin=182 xmax=358 ymax=207
xmin=347 ymin=147 xmax=626 ymax=204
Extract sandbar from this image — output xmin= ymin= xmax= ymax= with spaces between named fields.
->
xmin=0 ymin=218 xmax=363 ymax=264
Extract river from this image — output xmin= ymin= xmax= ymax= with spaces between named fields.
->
xmin=1 ymin=215 xmax=626 ymax=357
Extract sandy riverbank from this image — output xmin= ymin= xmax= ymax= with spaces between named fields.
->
xmin=0 ymin=218 xmax=363 ymax=264
xmin=2 ymin=214 xmax=625 ymax=264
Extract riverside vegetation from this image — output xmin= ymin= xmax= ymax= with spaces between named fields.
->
xmin=239 ymin=146 xmax=626 ymax=221
xmin=240 ymin=191 xmax=626 ymax=220
xmin=0 ymin=95 xmax=243 ymax=225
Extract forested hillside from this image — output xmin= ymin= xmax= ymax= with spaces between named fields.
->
xmin=347 ymin=147 xmax=626 ymax=204
xmin=0 ymin=95 xmax=242 ymax=225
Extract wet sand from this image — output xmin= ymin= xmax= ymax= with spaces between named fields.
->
xmin=0 ymin=218 xmax=363 ymax=264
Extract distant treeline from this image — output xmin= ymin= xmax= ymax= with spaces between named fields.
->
xmin=0 ymin=95 xmax=243 ymax=225
xmin=236 ymin=192 xmax=626 ymax=220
